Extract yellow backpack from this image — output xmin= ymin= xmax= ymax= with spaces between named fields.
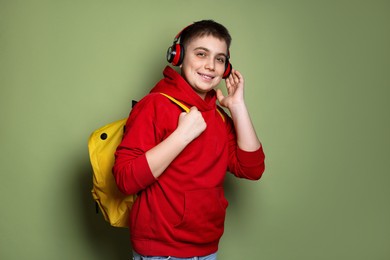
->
xmin=88 ymin=93 xmax=190 ymax=227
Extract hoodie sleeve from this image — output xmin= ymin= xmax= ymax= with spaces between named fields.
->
xmin=112 ymin=95 xmax=160 ymax=195
xmin=225 ymin=115 xmax=266 ymax=180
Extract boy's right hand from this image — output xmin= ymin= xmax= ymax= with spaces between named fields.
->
xmin=144 ymin=106 xmax=206 ymax=179
xmin=177 ymin=106 xmax=207 ymax=144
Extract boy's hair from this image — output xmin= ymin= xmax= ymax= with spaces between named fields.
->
xmin=180 ymin=20 xmax=232 ymax=51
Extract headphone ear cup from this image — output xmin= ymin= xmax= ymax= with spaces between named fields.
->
xmin=166 ymin=45 xmax=175 ymax=63
xmin=167 ymin=44 xmax=184 ymax=66
xmin=223 ymin=61 xmax=232 ymax=79
xmin=171 ymin=44 xmax=184 ymax=66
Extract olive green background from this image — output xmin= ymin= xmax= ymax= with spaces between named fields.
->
xmin=1 ymin=0 xmax=389 ymax=259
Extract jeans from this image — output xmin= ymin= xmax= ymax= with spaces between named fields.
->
xmin=132 ymin=251 xmax=217 ymax=260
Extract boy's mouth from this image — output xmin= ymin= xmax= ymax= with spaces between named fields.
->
xmin=198 ymin=72 xmax=215 ymax=80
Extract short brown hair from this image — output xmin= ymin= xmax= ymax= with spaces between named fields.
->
xmin=180 ymin=20 xmax=232 ymax=51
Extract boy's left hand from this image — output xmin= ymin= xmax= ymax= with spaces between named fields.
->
xmin=216 ymin=69 xmax=245 ymax=109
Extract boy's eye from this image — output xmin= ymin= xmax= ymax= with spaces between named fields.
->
xmin=196 ymin=52 xmax=206 ymax=57
xmin=216 ymin=57 xmax=226 ymax=63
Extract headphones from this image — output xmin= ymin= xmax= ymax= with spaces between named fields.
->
xmin=166 ymin=25 xmax=232 ymax=79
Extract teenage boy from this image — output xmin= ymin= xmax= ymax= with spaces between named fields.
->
xmin=113 ymin=20 xmax=265 ymax=260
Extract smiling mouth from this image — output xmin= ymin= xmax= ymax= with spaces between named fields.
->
xmin=198 ymin=73 xmax=215 ymax=80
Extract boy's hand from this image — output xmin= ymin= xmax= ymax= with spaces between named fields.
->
xmin=176 ymin=107 xmax=207 ymax=144
xmin=216 ymin=69 xmax=245 ymax=109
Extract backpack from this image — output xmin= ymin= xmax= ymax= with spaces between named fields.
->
xmin=88 ymin=93 xmax=225 ymax=227
xmin=88 ymin=93 xmax=191 ymax=227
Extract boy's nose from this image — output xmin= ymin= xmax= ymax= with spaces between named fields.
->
xmin=205 ymin=58 xmax=215 ymax=71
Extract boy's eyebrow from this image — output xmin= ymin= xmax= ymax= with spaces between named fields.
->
xmin=193 ymin=47 xmax=228 ymax=57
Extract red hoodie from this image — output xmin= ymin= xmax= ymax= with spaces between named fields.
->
xmin=113 ymin=66 xmax=265 ymax=257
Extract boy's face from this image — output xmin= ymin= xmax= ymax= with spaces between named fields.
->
xmin=180 ymin=35 xmax=228 ymax=99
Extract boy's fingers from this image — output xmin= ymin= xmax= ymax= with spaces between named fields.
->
xmin=216 ymin=89 xmax=224 ymax=101
xmin=189 ymin=106 xmax=198 ymax=112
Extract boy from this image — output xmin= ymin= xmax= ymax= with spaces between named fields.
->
xmin=113 ymin=20 xmax=265 ymax=260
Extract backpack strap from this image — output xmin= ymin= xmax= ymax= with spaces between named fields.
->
xmin=159 ymin=92 xmax=225 ymax=122
xmin=216 ymin=107 xmax=226 ymax=122
xmin=160 ymin=93 xmax=190 ymax=113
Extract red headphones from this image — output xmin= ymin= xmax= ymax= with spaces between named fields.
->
xmin=166 ymin=25 xmax=232 ymax=79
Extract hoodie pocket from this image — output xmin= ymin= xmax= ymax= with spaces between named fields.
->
xmin=173 ymin=187 xmax=228 ymax=244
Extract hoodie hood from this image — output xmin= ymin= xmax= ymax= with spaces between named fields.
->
xmin=150 ymin=66 xmax=217 ymax=112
